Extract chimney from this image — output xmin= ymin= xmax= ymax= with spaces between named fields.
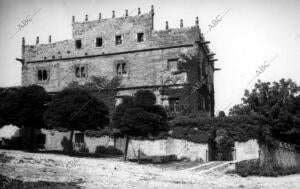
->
xmin=22 ymin=37 xmax=25 ymax=59
xmin=125 ymin=9 xmax=128 ymax=17
xmin=48 ymin=35 xmax=52 ymax=43
xmin=165 ymin=21 xmax=169 ymax=30
xmin=180 ymin=19 xmax=183 ymax=28
xmin=138 ymin=8 xmax=141 ymax=15
xmin=195 ymin=16 xmax=199 ymax=26
xmin=151 ymin=5 xmax=154 ymax=15
xmin=36 ymin=36 xmax=39 ymax=45
xmin=112 ymin=10 xmax=115 ymax=18
xmin=85 ymin=14 xmax=88 ymax=21
xmin=99 ymin=13 xmax=101 ymax=20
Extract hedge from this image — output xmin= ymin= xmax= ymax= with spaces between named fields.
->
xmin=170 ymin=115 xmax=268 ymax=143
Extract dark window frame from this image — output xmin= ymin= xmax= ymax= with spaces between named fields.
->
xmin=116 ymin=62 xmax=128 ymax=76
xmin=75 ymin=65 xmax=87 ymax=78
xmin=96 ymin=37 xmax=103 ymax=47
xmin=75 ymin=39 xmax=82 ymax=49
xmin=115 ymin=35 xmax=123 ymax=45
xmin=169 ymin=98 xmax=180 ymax=113
xmin=75 ymin=133 xmax=84 ymax=144
xmin=37 ymin=69 xmax=49 ymax=81
xmin=137 ymin=32 xmax=144 ymax=42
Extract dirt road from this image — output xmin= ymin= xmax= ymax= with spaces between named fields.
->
xmin=1 ymin=149 xmax=299 ymax=189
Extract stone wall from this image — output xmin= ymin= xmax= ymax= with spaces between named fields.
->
xmin=41 ymin=129 xmax=208 ymax=161
xmin=234 ymin=139 xmax=259 ymax=161
xmin=127 ymin=138 xmax=208 ymax=162
xmin=260 ymin=142 xmax=300 ymax=169
xmin=21 ymin=7 xmax=215 ymax=116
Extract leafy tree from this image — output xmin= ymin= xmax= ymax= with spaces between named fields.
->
xmin=68 ymin=75 xmax=122 ymax=115
xmin=0 ymin=85 xmax=49 ymax=150
xmin=218 ymin=111 xmax=226 ymax=117
xmin=44 ymin=87 xmax=109 ymax=154
xmin=229 ymin=79 xmax=300 ymax=145
xmin=112 ymin=90 xmax=169 ymax=160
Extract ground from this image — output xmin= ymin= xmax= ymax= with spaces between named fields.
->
xmin=1 ymin=149 xmax=300 ymax=189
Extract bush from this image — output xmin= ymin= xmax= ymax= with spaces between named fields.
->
xmin=235 ymin=159 xmax=300 ymax=177
xmin=95 ymin=146 xmax=123 ymax=155
xmin=235 ymin=159 xmax=260 ymax=177
xmin=170 ymin=115 xmax=268 ymax=143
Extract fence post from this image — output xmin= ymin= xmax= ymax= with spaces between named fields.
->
xmin=138 ymin=149 xmax=141 ymax=164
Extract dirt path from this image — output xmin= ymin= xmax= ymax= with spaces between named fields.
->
xmin=1 ymin=149 xmax=300 ymax=189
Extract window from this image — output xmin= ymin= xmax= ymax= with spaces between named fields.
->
xmin=37 ymin=69 xmax=49 ymax=81
xmin=169 ymin=98 xmax=180 ymax=113
xmin=115 ymin=35 xmax=122 ymax=45
xmin=96 ymin=37 xmax=103 ymax=47
xmin=75 ymin=65 xmax=87 ymax=78
xmin=167 ymin=59 xmax=178 ymax=72
xmin=116 ymin=63 xmax=127 ymax=76
xmin=75 ymin=39 xmax=82 ymax=49
xmin=137 ymin=33 xmax=144 ymax=42
xmin=75 ymin=133 xmax=84 ymax=144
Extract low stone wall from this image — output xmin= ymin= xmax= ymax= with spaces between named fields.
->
xmin=234 ymin=139 xmax=259 ymax=161
xmin=41 ymin=129 xmax=208 ymax=161
xmin=41 ymin=129 xmax=74 ymax=151
xmin=84 ymin=135 xmax=114 ymax=153
xmin=260 ymin=142 xmax=300 ymax=169
xmin=127 ymin=138 xmax=209 ymax=162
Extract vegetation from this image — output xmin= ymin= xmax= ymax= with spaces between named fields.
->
xmin=234 ymin=159 xmax=300 ymax=177
xmin=229 ymin=79 xmax=300 ymax=146
xmin=68 ymin=75 xmax=122 ymax=115
xmin=44 ymin=87 xmax=109 ymax=154
xmin=0 ymin=85 xmax=49 ymax=150
xmin=170 ymin=115 xmax=268 ymax=143
xmin=112 ymin=90 xmax=169 ymax=160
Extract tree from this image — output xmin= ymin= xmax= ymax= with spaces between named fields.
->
xmin=229 ymin=79 xmax=300 ymax=145
xmin=44 ymin=87 xmax=109 ymax=154
xmin=218 ymin=111 xmax=226 ymax=117
xmin=112 ymin=90 xmax=169 ymax=160
xmin=68 ymin=75 xmax=122 ymax=114
xmin=0 ymin=85 xmax=49 ymax=150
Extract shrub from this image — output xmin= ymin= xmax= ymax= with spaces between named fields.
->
xmin=235 ymin=159 xmax=260 ymax=177
xmin=235 ymin=159 xmax=300 ymax=177
xmin=95 ymin=146 xmax=123 ymax=155
xmin=170 ymin=115 xmax=268 ymax=143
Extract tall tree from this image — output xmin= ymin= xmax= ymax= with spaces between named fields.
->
xmin=0 ymin=85 xmax=49 ymax=150
xmin=229 ymin=79 xmax=300 ymax=145
xmin=44 ymin=87 xmax=109 ymax=154
xmin=112 ymin=90 xmax=169 ymax=160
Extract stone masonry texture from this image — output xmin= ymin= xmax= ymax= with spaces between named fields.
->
xmin=20 ymin=6 xmax=216 ymax=116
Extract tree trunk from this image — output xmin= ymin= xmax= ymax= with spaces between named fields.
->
xmin=69 ymin=129 xmax=75 ymax=155
xmin=124 ymin=134 xmax=129 ymax=161
xmin=31 ymin=127 xmax=35 ymax=152
xmin=259 ymin=144 xmax=278 ymax=172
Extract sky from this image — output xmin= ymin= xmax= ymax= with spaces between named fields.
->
xmin=0 ymin=0 xmax=299 ymax=114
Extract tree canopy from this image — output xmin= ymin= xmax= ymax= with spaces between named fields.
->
xmin=112 ymin=90 xmax=169 ymax=137
xmin=44 ymin=87 xmax=109 ymax=131
xmin=229 ymin=79 xmax=300 ymax=145
xmin=0 ymin=85 xmax=49 ymax=129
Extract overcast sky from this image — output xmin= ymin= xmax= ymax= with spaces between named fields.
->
xmin=0 ymin=0 xmax=299 ymax=114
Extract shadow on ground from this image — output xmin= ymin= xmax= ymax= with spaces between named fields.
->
xmin=0 ymin=175 xmax=83 ymax=189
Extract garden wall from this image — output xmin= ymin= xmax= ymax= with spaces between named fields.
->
xmin=127 ymin=138 xmax=209 ymax=162
xmin=260 ymin=142 xmax=300 ymax=169
xmin=234 ymin=139 xmax=259 ymax=161
xmin=41 ymin=129 xmax=208 ymax=161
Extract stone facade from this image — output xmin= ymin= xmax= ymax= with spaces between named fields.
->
xmin=18 ymin=6 xmax=217 ymax=116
